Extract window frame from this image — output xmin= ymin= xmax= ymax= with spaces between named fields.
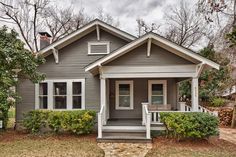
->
xmin=88 ymin=41 xmax=110 ymax=55
xmin=115 ymin=80 xmax=134 ymax=110
xmin=35 ymin=79 xmax=85 ymax=110
xmin=148 ymin=80 xmax=167 ymax=105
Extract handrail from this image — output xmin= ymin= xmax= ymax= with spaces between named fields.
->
xmin=142 ymin=103 xmax=151 ymax=139
xmin=98 ymin=105 xmax=105 ymax=138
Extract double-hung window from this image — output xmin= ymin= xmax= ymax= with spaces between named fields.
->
xmin=36 ymin=79 xmax=85 ymax=110
xmin=148 ymin=80 xmax=167 ymax=105
xmin=115 ymin=80 xmax=134 ymax=110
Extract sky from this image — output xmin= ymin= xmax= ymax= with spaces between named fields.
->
xmin=57 ymin=0 xmax=195 ymax=36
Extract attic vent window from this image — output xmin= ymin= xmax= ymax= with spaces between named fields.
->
xmin=88 ymin=42 xmax=110 ymax=55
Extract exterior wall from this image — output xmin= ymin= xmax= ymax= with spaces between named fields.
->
xmin=109 ymin=78 xmax=178 ymax=119
xmin=106 ymin=43 xmax=193 ymax=66
xmin=16 ymin=29 xmax=128 ymax=121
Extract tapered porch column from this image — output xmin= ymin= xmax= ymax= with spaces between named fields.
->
xmin=191 ymin=77 xmax=199 ymax=111
xmin=100 ymin=77 xmax=106 ymax=124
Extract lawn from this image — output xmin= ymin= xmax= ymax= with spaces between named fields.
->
xmin=0 ymin=131 xmax=104 ymax=157
xmin=146 ymin=137 xmax=236 ymax=157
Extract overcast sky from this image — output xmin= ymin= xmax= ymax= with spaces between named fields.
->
xmin=56 ymin=0 xmax=197 ymax=36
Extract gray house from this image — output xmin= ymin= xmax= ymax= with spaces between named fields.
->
xmin=17 ymin=19 xmax=219 ymax=141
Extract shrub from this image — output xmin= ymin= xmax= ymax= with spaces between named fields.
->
xmin=23 ymin=110 xmax=96 ymax=135
xmin=160 ymin=112 xmax=219 ymax=140
xmin=61 ymin=110 xmax=96 ymax=135
xmin=48 ymin=111 xmax=62 ymax=133
xmin=210 ymin=97 xmax=225 ymax=107
xmin=23 ymin=110 xmax=48 ymax=134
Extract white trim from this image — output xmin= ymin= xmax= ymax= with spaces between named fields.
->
xmin=39 ymin=19 xmax=135 ymax=55
xmin=148 ymin=80 xmax=167 ymax=105
xmin=96 ymin=24 xmax=100 ymax=40
xmin=52 ymin=48 xmax=59 ymax=63
xmin=115 ymin=80 xmax=134 ymax=110
xmin=35 ymin=84 xmax=39 ymax=109
xmin=85 ymin=33 xmax=220 ymax=72
xmin=147 ymin=38 xmax=151 ymax=57
xmin=88 ymin=41 xmax=110 ymax=55
xmin=191 ymin=78 xmax=199 ymax=111
xmin=101 ymin=65 xmax=197 ymax=74
xmin=102 ymin=73 xmax=196 ymax=78
xmin=35 ymin=79 xmax=85 ymax=110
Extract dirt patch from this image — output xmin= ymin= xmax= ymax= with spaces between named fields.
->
xmin=146 ymin=136 xmax=236 ymax=157
xmin=0 ymin=130 xmax=104 ymax=157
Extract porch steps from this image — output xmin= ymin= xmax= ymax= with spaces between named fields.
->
xmin=102 ymin=125 xmax=146 ymax=132
xmin=97 ymin=131 xmax=152 ymax=143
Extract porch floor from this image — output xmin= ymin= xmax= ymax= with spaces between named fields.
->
xmin=106 ymin=118 xmax=142 ymax=126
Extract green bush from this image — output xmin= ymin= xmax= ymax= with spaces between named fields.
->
xmin=211 ymin=97 xmax=225 ymax=107
xmin=160 ymin=112 xmax=219 ymax=139
xmin=23 ymin=110 xmax=96 ymax=135
xmin=23 ymin=110 xmax=48 ymax=133
xmin=48 ymin=111 xmax=62 ymax=133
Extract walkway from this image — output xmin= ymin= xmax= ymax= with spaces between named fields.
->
xmin=220 ymin=128 xmax=236 ymax=144
xmin=98 ymin=142 xmax=152 ymax=157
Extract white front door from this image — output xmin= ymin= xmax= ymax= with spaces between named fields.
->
xmin=148 ymin=80 xmax=167 ymax=105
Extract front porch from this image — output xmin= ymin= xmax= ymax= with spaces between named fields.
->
xmin=84 ymin=34 xmax=220 ymax=141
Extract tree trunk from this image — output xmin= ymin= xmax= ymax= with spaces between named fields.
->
xmin=231 ymin=104 xmax=236 ymax=128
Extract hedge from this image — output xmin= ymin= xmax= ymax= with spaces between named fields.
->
xmin=160 ymin=112 xmax=219 ymax=140
xmin=23 ymin=110 xmax=96 ymax=135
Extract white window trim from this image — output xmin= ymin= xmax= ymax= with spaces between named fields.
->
xmin=148 ymin=80 xmax=167 ymax=105
xmin=88 ymin=41 xmax=110 ymax=55
xmin=35 ymin=79 xmax=85 ymax=110
xmin=115 ymin=80 xmax=134 ymax=110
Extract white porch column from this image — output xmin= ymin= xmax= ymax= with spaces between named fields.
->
xmin=191 ymin=77 xmax=199 ymax=111
xmin=100 ymin=77 xmax=106 ymax=125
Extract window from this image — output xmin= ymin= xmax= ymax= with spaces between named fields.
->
xmin=53 ymin=82 xmax=67 ymax=109
xmin=88 ymin=42 xmax=110 ymax=55
xmin=39 ymin=83 xmax=48 ymax=109
xmin=148 ymin=80 xmax=167 ymax=105
xmin=73 ymin=82 xmax=82 ymax=109
xmin=35 ymin=79 xmax=85 ymax=110
xmin=115 ymin=80 xmax=134 ymax=110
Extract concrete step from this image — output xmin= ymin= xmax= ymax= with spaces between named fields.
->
xmin=102 ymin=125 xmax=146 ymax=132
xmin=97 ymin=132 xmax=152 ymax=143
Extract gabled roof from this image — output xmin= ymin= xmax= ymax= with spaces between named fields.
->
xmin=39 ymin=19 xmax=136 ymax=56
xmin=85 ymin=33 xmax=220 ymax=72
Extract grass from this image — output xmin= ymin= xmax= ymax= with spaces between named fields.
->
xmin=0 ymin=131 xmax=104 ymax=157
xmin=146 ymin=137 xmax=236 ymax=157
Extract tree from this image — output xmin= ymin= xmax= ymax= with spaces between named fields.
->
xmin=96 ymin=8 xmax=119 ymax=27
xmin=164 ymin=1 xmax=207 ymax=48
xmin=197 ymin=0 xmax=235 ymax=26
xmin=43 ymin=7 xmax=90 ymax=42
xmin=0 ymin=26 xmax=45 ymax=129
xmin=179 ymin=46 xmax=232 ymax=101
xmin=136 ymin=18 xmax=160 ymax=37
xmin=0 ymin=0 xmax=50 ymax=52
xmin=0 ymin=0 xmax=90 ymax=52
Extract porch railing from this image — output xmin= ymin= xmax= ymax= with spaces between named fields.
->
xmin=179 ymin=102 xmax=218 ymax=116
xmin=142 ymin=103 xmax=151 ymax=139
xmin=98 ymin=105 xmax=105 ymax=138
xmin=142 ymin=102 xmax=218 ymax=127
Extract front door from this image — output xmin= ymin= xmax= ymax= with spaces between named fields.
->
xmin=148 ymin=80 xmax=167 ymax=105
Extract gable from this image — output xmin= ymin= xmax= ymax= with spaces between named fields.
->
xmin=106 ymin=43 xmax=194 ymax=66
xmin=38 ymin=29 xmax=129 ymax=78
xmin=39 ymin=19 xmax=136 ymax=57
xmin=85 ymin=33 xmax=219 ymax=72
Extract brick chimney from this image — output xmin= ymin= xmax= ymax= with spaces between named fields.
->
xmin=38 ymin=32 xmax=52 ymax=50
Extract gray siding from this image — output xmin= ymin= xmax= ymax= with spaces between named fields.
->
xmin=106 ymin=43 xmax=193 ymax=66
xmin=16 ymin=29 xmax=128 ymax=121
xmin=109 ymin=78 xmax=178 ymax=119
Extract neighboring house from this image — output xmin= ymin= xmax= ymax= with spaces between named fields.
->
xmin=16 ymin=19 xmax=220 ymax=141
